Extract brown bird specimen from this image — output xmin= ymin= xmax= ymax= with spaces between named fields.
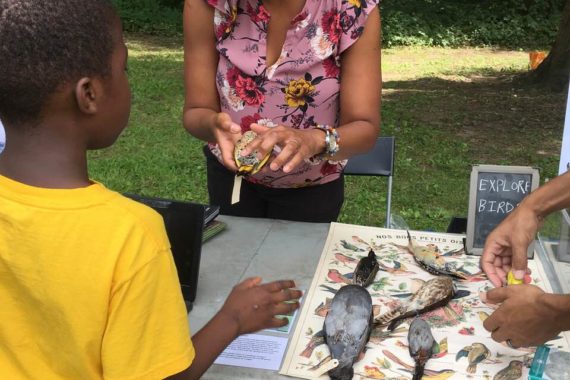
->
xmin=375 ymin=276 xmax=456 ymax=330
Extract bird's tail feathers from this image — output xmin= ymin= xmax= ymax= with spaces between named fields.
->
xmin=375 ymin=307 xmax=403 ymax=325
xmin=412 ymin=362 xmax=425 ymax=380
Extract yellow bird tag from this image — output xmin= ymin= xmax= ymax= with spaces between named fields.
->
xmin=507 ymin=271 xmax=524 ymax=285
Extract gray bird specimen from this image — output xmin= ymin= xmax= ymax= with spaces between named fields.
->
xmin=324 ymin=284 xmax=373 ymax=380
xmin=353 ymin=249 xmax=379 ymax=287
xmin=408 ymin=318 xmax=435 ymax=380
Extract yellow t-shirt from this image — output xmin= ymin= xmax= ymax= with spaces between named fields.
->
xmin=0 ymin=175 xmax=195 ymax=379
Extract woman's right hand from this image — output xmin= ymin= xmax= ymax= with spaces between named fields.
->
xmin=219 ymin=277 xmax=302 ymax=336
xmin=211 ymin=112 xmax=242 ymax=172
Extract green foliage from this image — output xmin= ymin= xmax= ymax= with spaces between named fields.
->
xmin=112 ymin=0 xmax=183 ymax=35
xmin=381 ymin=0 xmax=564 ymax=48
xmin=112 ymin=0 xmax=565 ymax=47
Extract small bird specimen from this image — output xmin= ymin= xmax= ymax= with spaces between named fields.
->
xmin=353 ymin=249 xmax=380 ymax=287
xmin=375 ymin=276 xmax=456 ymax=331
xmin=408 ymin=318 xmax=435 ymax=380
xmin=456 ymin=342 xmax=491 ymax=374
xmin=406 ymin=231 xmax=468 ymax=279
xmin=234 ymin=131 xmax=270 ymax=176
xmin=324 ymin=285 xmax=373 ymax=380
xmin=493 ymin=360 xmax=523 ymax=380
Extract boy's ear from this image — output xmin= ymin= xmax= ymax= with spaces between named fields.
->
xmin=74 ymin=77 xmax=100 ymax=115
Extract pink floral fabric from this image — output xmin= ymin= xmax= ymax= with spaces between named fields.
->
xmin=205 ymin=0 xmax=379 ymax=188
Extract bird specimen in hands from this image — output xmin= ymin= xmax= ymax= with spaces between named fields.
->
xmin=456 ymin=342 xmax=491 ymax=374
xmin=324 ymin=285 xmax=373 ymax=380
xmin=234 ymin=131 xmax=270 ymax=176
xmin=408 ymin=318 xmax=435 ymax=380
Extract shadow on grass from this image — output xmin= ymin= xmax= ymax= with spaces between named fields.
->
xmin=382 ymin=69 xmax=566 ymax=167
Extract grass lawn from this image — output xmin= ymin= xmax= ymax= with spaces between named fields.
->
xmin=89 ymin=34 xmax=567 ymax=231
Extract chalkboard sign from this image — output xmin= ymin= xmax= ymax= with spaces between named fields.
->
xmin=466 ymin=165 xmax=539 ymax=256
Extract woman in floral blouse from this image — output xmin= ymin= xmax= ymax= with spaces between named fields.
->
xmin=183 ymin=0 xmax=381 ymax=222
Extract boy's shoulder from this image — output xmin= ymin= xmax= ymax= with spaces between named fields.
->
xmin=103 ymin=189 xmax=167 ymax=240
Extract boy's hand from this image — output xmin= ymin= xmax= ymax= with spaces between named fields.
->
xmin=211 ymin=112 xmax=242 ymax=171
xmin=219 ymin=277 xmax=302 ymax=335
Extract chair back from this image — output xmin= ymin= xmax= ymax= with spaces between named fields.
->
xmin=344 ymin=136 xmax=394 ymax=177
xmin=344 ymin=136 xmax=395 ymax=227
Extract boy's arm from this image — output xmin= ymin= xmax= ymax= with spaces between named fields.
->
xmin=166 ymin=312 xmax=239 ymax=380
xmin=102 ymin=250 xmax=194 ymax=380
xmin=167 ymin=278 xmax=302 ymax=380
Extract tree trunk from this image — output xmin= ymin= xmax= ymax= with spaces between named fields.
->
xmin=530 ymin=0 xmax=570 ymax=91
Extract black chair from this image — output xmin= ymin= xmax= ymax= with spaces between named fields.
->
xmin=343 ymin=136 xmax=395 ymax=227
xmin=124 ymin=194 xmax=205 ymax=312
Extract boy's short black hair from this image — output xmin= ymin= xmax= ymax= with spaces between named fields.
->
xmin=0 ymin=0 xmax=117 ymax=127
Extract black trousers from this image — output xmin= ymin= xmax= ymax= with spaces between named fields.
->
xmin=204 ymin=146 xmax=344 ymax=223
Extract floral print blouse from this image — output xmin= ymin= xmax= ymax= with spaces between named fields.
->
xmin=205 ymin=0 xmax=379 ymax=188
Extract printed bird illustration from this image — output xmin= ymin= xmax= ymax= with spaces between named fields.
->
xmin=478 ymin=311 xmax=490 ymax=322
xmin=300 ymin=331 xmax=326 ymax=358
xmin=334 ymin=252 xmax=358 ymax=267
xmin=382 ymin=349 xmax=455 ymax=379
xmin=458 ymin=326 xmax=475 ymax=335
xmin=493 ymin=360 xmax=523 ymax=380
xmin=431 ymin=337 xmax=448 ymax=358
xmin=314 ymin=298 xmax=332 ymax=317
xmin=340 ymin=239 xmax=365 ymax=252
xmin=378 ymin=260 xmax=415 ymax=275
xmin=324 ymin=285 xmax=373 ymax=380
xmin=421 ymin=301 xmax=465 ymax=328
xmin=320 ymin=284 xmax=339 ymax=295
xmin=408 ymin=318 xmax=435 ymax=380
xmin=352 ymin=235 xmax=371 ymax=248
xmin=440 ymin=247 xmax=465 ymax=257
xmin=456 ymin=342 xmax=491 ymax=374
xmin=327 ymin=269 xmax=353 ymax=284
xmin=364 ymin=365 xmax=386 ymax=379
xmin=353 ymin=249 xmax=380 ymax=287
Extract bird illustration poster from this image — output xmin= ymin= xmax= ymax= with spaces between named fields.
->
xmin=279 ymin=223 xmax=570 ymax=379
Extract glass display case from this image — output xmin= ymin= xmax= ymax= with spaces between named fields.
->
xmin=537 ymin=209 xmax=570 ymax=293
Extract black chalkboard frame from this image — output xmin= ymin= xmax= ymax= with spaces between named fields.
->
xmin=466 ymin=164 xmax=540 ymax=256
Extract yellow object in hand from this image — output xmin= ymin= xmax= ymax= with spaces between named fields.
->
xmin=507 ymin=271 xmax=524 ymax=285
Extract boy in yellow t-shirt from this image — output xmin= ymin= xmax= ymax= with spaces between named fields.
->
xmin=0 ymin=1 xmax=301 ymax=379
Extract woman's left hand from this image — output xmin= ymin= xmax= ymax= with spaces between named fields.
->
xmin=240 ymin=123 xmax=326 ymax=173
